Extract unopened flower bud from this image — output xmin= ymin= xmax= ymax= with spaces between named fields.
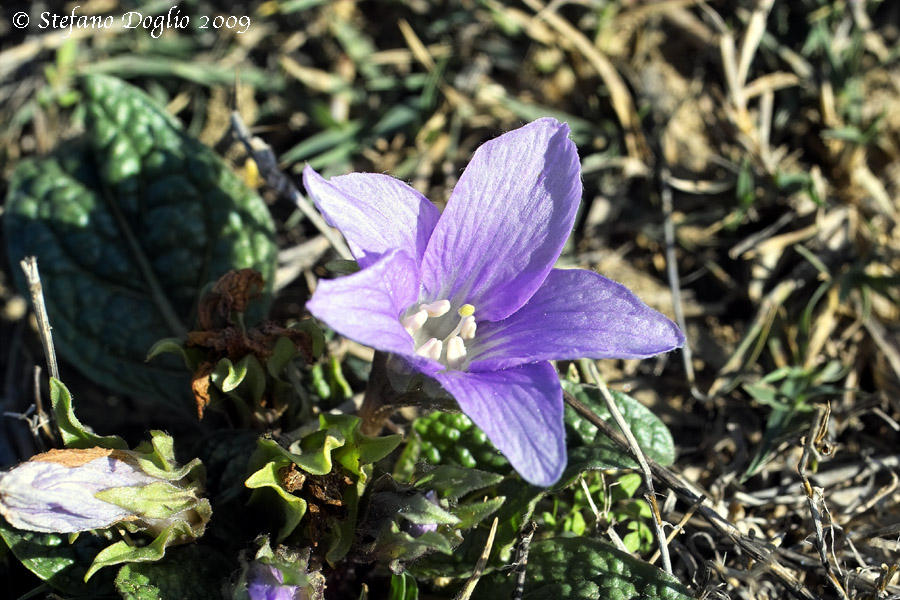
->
xmin=0 ymin=445 xmax=210 ymax=538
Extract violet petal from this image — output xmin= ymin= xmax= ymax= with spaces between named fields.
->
xmin=420 ymin=118 xmax=581 ymax=321
xmin=469 ymin=268 xmax=685 ymax=371
xmin=434 ymin=362 xmax=566 ymax=486
xmin=306 ymin=249 xmax=440 ymax=374
xmin=303 ymin=166 xmax=440 ymax=268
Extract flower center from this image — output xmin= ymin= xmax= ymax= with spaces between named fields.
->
xmin=401 ymin=299 xmax=477 ymax=369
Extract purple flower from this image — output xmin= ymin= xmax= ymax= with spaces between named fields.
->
xmin=304 ymin=118 xmax=684 ymax=487
xmin=246 ymin=563 xmax=297 ymax=600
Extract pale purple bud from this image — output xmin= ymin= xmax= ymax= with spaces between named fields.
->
xmin=0 ymin=448 xmax=157 ymax=533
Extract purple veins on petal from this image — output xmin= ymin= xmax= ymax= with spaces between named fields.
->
xmin=419 ymin=118 xmax=582 ymax=322
xmin=468 ymin=268 xmax=685 ymax=372
xmin=302 ymin=166 xmax=440 ymax=268
xmin=435 ymin=362 xmax=566 ymax=487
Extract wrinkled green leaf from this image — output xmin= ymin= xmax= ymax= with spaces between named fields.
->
xmin=145 ymin=338 xmax=203 ymax=372
xmin=4 ymin=74 xmax=276 ymax=407
xmin=245 ymin=460 xmax=308 ymax=542
xmin=128 ymin=430 xmax=206 ymax=483
xmin=318 ymin=413 xmax=402 ymax=483
xmin=115 ymin=544 xmax=230 ymax=600
xmin=211 ymin=354 xmax=266 ymax=403
xmin=244 ymin=415 xmax=400 ymax=544
xmin=560 ymin=381 xmax=675 ymax=484
xmin=522 ymin=537 xmax=691 ymax=600
xmin=0 ymin=517 xmax=114 ymax=595
xmin=96 ymin=482 xmax=202 ymax=521
xmin=325 ymin=481 xmax=361 ymax=566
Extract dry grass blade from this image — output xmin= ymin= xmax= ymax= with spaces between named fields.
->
xmin=229 ymin=111 xmax=353 ymax=261
xmin=583 ymin=360 xmax=673 ymax=575
xmin=563 ymin=389 xmax=820 ymax=600
xmin=661 ymin=167 xmax=704 ymax=400
xmin=19 ymin=258 xmax=59 ymax=382
xmin=797 ymin=405 xmax=849 ymax=600
xmin=520 ymin=0 xmax=652 ymax=162
xmin=453 ymin=517 xmax=499 ymax=600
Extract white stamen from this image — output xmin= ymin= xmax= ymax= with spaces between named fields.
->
xmin=459 ymin=316 xmax=477 ymax=340
xmin=420 ymin=299 xmax=451 ymax=318
xmin=402 ymin=309 xmax=428 ymax=335
xmin=416 ymin=337 xmax=443 ymax=361
xmin=446 ymin=336 xmax=467 ymax=368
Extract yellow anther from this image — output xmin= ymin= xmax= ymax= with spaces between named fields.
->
xmin=458 ymin=304 xmax=475 ymax=318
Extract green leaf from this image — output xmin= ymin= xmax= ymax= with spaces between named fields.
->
xmin=267 ymin=336 xmax=302 ymax=378
xmin=85 ymin=521 xmax=195 ymax=580
xmin=454 ymin=497 xmax=505 ymax=530
xmin=325 ymin=481 xmax=361 ymax=566
xmin=244 ymin=460 xmax=309 ymax=542
xmin=389 ymin=571 xmax=419 ymax=600
xmin=523 ymin=537 xmax=691 ymax=600
xmin=319 ymin=413 xmax=402 ymax=482
xmin=114 ymin=544 xmax=230 ymax=600
xmin=128 ymin=430 xmax=206 ymax=483
xmin=413 ymin=464 xmax=504 ymax=502
xmin=50 ymin=377 xmax=127 ymax=450
xmin=293 ymin=321 xmax=326 ymax=360
xmin=560 ymin=381 xmax=675 ymax=484
xmin=146 ymin=338 xmax=202 ymax=371
xmin=211 ymin=354 xmax=266 ymax=403
xmin=4 ymin=74 xmax=276 ymax=407
xmin=324 ymin=258 xmax=361 ymax=275
xmin=0 ymin=517 xmax=114 ymax=595
xmin=295 ymin=429 xmax=348 ymax=475
xmin=96 ymin=482 xmax=201 ymax=521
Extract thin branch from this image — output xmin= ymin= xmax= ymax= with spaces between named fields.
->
xmin=582 ymin=360 xmax=673 ymax=576
xmin=798 ymin=404 xmax=849 ymax=600
xmin=19 ymin=258 xmax=59 ymax=381
xmin=511 ymin=521 xmax=537 ymax=600
xmin=660 ymin=168 xmax=704 ymax=401
xmin=229 ymin=111 xmax=353 ymax=261
xmin=563 ymin=389 xmax=820 ymax=600
xmin=454 ymin=517 xmax=499 ymax=600
xmin=650 ymin=492 xmax=705 ymax=567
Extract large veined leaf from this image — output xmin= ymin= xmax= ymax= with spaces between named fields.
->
xmin=560 ymin=380 xmax=675 ymax=484
xmin=522 ymin=536 xmax=691 ymax=600
xmin=0 ymin=520 xmax=114 ymax=595
xmin=4 ymin=74 xmax=276 ymax=407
